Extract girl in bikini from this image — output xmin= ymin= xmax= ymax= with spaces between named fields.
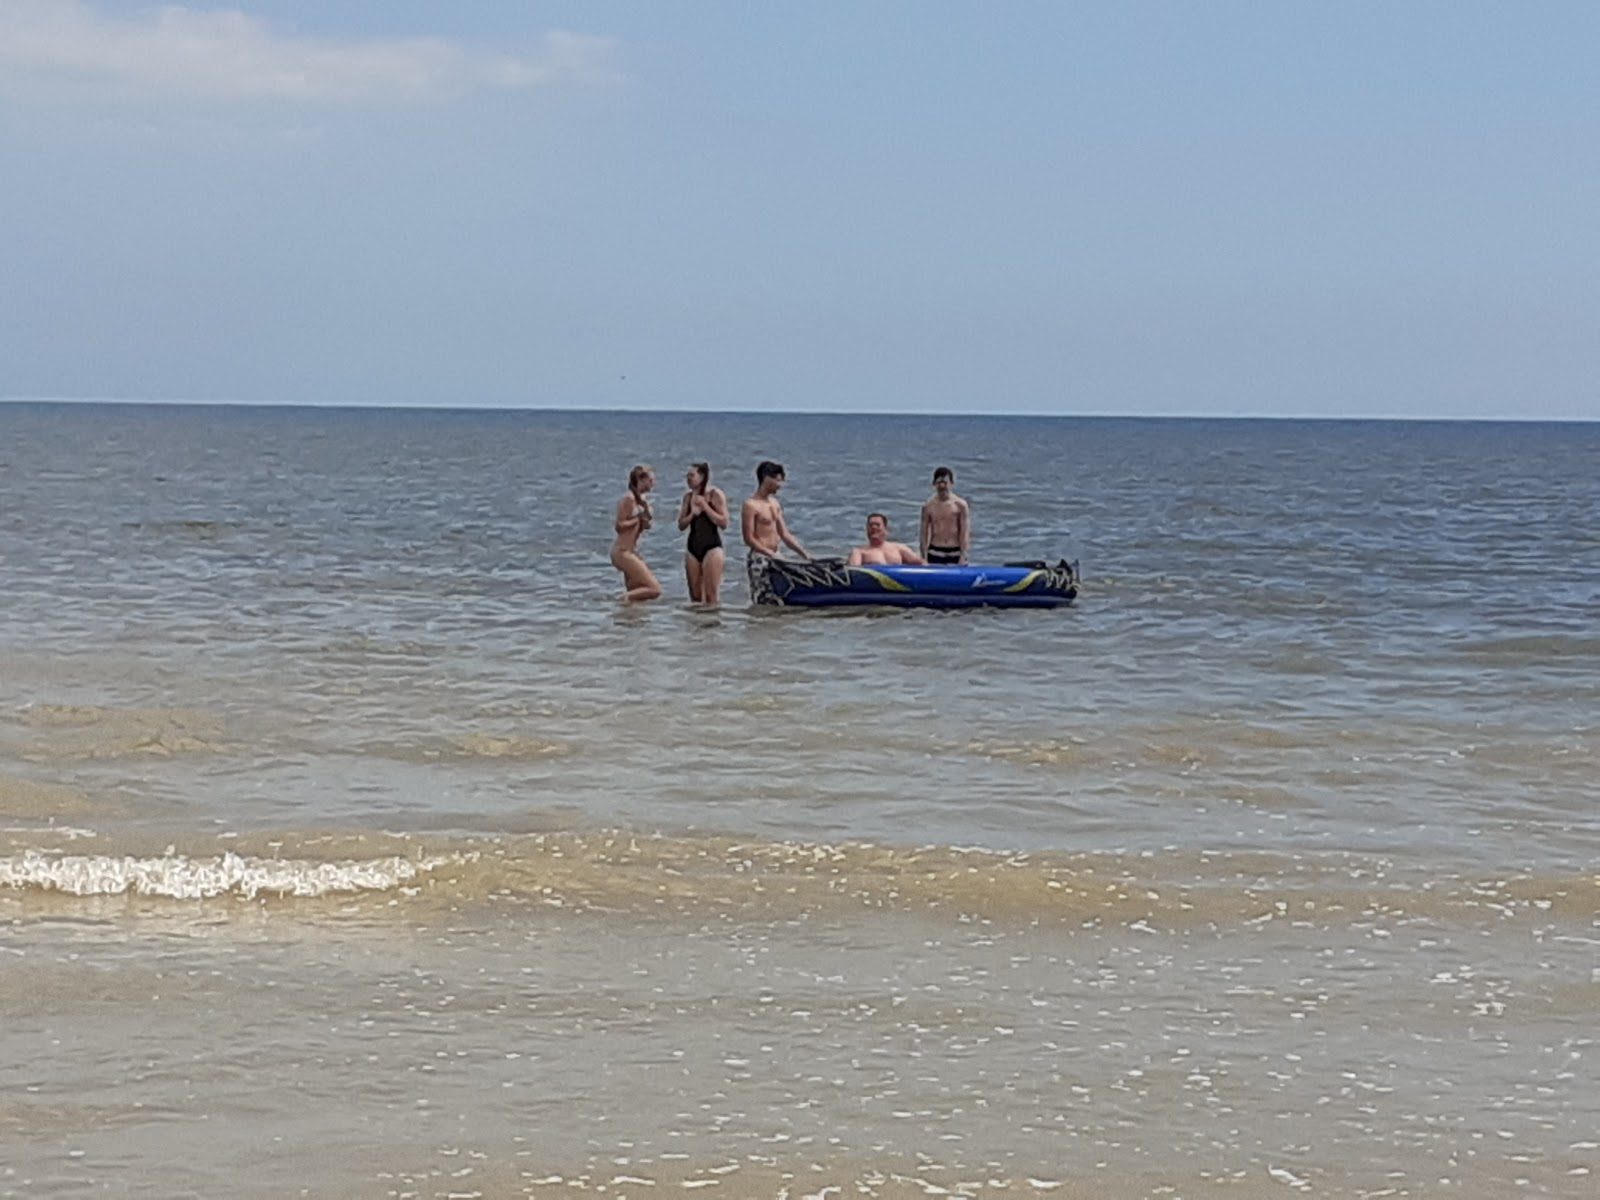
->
xmin=610 ymin=465 xmax=663 ymax=602
xmin=677 ymin=461 xmax=730 ymax=605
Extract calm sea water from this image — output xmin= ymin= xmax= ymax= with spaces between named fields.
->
xmin=1 ymin=402 xmax=1597 ymax=1198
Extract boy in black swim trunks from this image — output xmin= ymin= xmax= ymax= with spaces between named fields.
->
xmin=919 ymin=467 xmax=970 ymax=565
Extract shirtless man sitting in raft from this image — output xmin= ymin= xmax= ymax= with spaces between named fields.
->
xmin=741 ymin=461 xmax=811 ymax=560
xmin=847 ymin=513 xmax=926 ymax=566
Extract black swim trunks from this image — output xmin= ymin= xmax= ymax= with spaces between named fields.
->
xmin=926 ymin=544 xmax=962 ymax=565
xmin=686 ymin=511 xmax=723 ymax=562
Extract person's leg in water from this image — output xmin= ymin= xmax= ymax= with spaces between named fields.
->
xmin=612 ymin=547 xmax=662 ymax=602
xmin=699 ymin=545 xmax=725 ymax=605
xmin=683 ymin=549 xmax=704 ymax=603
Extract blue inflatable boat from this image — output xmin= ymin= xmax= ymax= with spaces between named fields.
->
xmin=748 ymin=555 xmax=1078 ymax=609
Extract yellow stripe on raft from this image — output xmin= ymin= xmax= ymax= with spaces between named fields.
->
xmin=1001 ymin=570 xmax=1045 ymax=593
xmin=851 ymin=568 xmax=913 ymax=592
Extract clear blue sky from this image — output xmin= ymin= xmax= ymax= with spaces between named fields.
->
xmin=2 ymin=1 xmax=1596 ymax=418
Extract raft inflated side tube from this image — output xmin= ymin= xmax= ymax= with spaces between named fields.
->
xmin=748 ymin=556 xmax=1077 ymax=609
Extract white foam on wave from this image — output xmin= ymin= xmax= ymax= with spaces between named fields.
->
xmin=0 ymin=849 xmax=444 ymax=900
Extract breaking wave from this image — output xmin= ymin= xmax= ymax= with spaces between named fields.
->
xmin=2 ymin=829 xmax=1595 ymax=928
xmin=0 ymin=848 xmax=446 ymax=900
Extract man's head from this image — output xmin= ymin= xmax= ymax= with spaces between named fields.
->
xmin=864 ymin=512 xmax=889 ymax=545
xmin=932 ymin=466 xmax=954 ymax=498
xmin=756 ymin=461 xmax=785 ymax=493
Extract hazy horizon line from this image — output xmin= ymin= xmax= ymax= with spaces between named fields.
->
xmin=2 ymin=395 xmax=1594 ymax=425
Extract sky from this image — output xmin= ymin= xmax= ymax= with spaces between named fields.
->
xmin=1 ymin=1 xmax=1596 ymax=419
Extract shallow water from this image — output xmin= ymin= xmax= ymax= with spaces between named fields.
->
xmin=1 ymin=403 xmax=1597 ymax=1197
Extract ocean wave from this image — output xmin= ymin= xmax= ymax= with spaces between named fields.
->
xmin=0 ymin=775 xmax=95 ymax=819
xmin=2 ymin=830 xmax=1594 ymax=927
xmin=1454 ymin=633 xmax=1600 ymax=661
xmin=15 ymin=704 xmax=229 ymax=761
xmin=0 ymin=848 xmax=446 ymax=900
xmin=120 ymin=518 xmax=235 ymax=540
xmin=350 ymin=732 xmax=572 ymax=763
xmin=313 ymin=633 xmax=444 ymax=657
xmin=969 ymin=725 xmax=1298 ymax=769
xmin=450 ymin=732 xmax=571 ymax=760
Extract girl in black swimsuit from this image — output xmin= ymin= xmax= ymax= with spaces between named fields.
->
xmin=677 ymin=462 xmax=731 ymax=605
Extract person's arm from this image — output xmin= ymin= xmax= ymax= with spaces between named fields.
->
xmin=847 ymin=547 xmax=864 ymax=566
xmin=919 ymin=502 xmax=932 ymax=559
xmin=774 ymin=504 xmax=810 ymax=559
xmin=614 ymin=496 xmax=642 ymax=535
xmin=740 ymin=499 xmax=759 ymax=550
xmin=899 ymin=544 xmax=926 ymax=566
xmin=706 ymin=488 xmax=731 ymax=530
xmin=676 ymin=492 xmax=695 ymax=531
xmin=958 ymin=500 xmax=970 ymax=563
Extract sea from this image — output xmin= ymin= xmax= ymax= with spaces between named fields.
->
xmin=1 ymin=402 xmax=1596 ymax=1199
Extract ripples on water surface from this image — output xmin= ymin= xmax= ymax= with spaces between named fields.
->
xmin=1 ymin=404 xmax=1597 ymax=1197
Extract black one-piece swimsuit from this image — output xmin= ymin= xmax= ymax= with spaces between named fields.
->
xmin=686 ymin=509 xmax=722 ymax=562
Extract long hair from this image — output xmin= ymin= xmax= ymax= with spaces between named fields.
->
xmin=628 ymin=464 xmax=653 ymax=495
xmin=690 ymin=462 xmax=711 ymax=495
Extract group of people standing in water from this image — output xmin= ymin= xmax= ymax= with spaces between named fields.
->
xmin=609 ymin=461 xmax=972 ymax=604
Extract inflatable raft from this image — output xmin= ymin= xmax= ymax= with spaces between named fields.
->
xmin=748 ymin=555 xmax=1078 ymax=609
